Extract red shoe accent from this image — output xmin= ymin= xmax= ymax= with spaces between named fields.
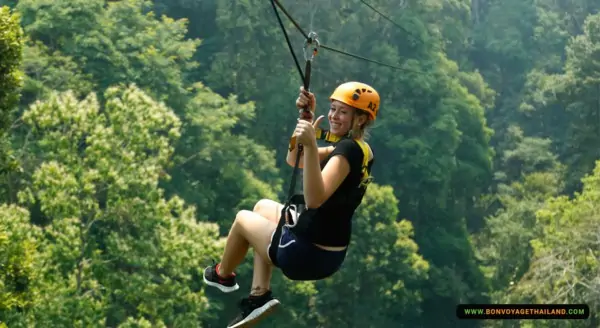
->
xmin=216 ymin=263 xmax=236 ymax=279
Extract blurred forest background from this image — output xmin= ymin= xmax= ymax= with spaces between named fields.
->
xmin=0 ymin=0 xmax=599 ymax=327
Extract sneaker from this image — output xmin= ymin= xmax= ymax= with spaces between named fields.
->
xmin=203 ymin=263 xmax=239 ymax=293
xmin=227 ymin=291 xmax=280 ymax=328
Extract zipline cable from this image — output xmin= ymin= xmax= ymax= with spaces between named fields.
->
xmin=319 ymin=44 xmax=422 ymax=73
xmin=88 ymin=0 xmax=436 ymax=202
xmin=357 ymin=0 xmax=436 ymax=49
xmin=358 ymin=0 xmax=419 ymax=43
xmin=269 ymin=0 xmax=306 ymax=85
xmin=270 ymin=0 xmax=318 ymax=204
xmin=271 ymin=0 xmax=428 ymax=75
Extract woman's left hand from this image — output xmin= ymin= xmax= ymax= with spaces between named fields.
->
xmin=295 ymin=115 xmax=325 ymax=148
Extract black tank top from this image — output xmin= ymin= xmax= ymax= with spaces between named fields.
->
xmin=304 ymin=138 xmax=374 ymax=247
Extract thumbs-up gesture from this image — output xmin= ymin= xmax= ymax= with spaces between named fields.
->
xmin=295 ymin=115 xmax=325 ymax=148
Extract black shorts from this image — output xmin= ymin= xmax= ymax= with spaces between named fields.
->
xmin=267 ymin=225 xmax=347 ymax=281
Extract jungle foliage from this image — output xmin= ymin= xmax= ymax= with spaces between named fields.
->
xmin=0 ymin=0 xmax=598 ymax=327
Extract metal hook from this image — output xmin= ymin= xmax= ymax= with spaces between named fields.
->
xmin=303 ymin=31 xmax=320 ymax=61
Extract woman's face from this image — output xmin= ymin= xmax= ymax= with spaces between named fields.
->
xmin=328 ymin=100 xmax=354 ymax=136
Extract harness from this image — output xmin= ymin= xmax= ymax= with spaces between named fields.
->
xmin=267 ymin=0 xmax=372 ymax=269
xmin=290 ymin=128 xmax=373 ymax=186
xmin=271 ymin=132 xmax=372 ymax=267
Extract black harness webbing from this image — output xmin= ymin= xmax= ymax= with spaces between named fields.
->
xmin=268 ymin=0 xmax=318 ymax=267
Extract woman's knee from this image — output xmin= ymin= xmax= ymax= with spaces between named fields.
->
xmin=234 ymin=209 xmax=253 ymax=225
xmin=232 ymin=209 xmax=277 ymax=259
xmin=253 ymin=199 xmax=273 ymax=212
xmin=253 ymin=199 xmax=282 ymax=223
xmin=233 ymin=209 xmax=271 ymax=234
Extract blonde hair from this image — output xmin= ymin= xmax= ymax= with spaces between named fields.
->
xmin=348 ymin=109 xmax=373 ymax=140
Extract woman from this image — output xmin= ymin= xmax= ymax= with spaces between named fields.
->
xmin=203 ymin=81 xmax=379 ymax=328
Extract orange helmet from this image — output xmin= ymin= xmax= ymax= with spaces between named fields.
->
xmin=329 ymin=81 xmax=380 ymax=120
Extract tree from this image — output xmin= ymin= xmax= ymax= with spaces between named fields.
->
xmin=507 ymin=160 xmax=600 ymax=327
xmin=11 ymin=0 xmax=283 ymax=229
xmin=6 ymin=84 xmax=221 ymax=327
xmin=164 ymin=82 xmax=283 ymax=231
xmin=0 ymin=204 xmax=44 ymax=326
xmin=0 ymin=6 xmax=24 ymax=193
xmin=14 ymin=0 xmax=200 ymax=111
xmin=518 ymin=13 xmax=600 ymax=194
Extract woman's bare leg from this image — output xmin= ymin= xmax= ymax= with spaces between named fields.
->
xmin=217 ymin=209 xmax=276 ymax=275
xmin=206 ymin=199 xmax=285 ymax=327
xmin=249 ymin=199 xmax=283 ymax=295
xmin=216 ymin=212 xmax=251 ymax=277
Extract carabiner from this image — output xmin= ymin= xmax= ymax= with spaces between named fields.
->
xmin=303 ymin=31 xmax=320 ymax=62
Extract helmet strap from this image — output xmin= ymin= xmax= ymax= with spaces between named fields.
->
xmin=346 ymin=115 xmax=356 ymax=139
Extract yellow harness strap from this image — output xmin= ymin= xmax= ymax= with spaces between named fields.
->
xmin=315 ymin=128 xmax=342 ymax=143
xmin=288 ymin=128 xmax=372 ymax=187
xmin=288 ymin=128 xmax=341 ymax=151
xmin=354 ymin=138 xmax=372 ymax=187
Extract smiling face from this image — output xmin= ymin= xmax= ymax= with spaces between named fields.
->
xmin=328 ymin=100 xmax=355 ymax=136
xmin=328 ymin=100 xmax=370 ymax=137
xmin=328 ymin=82 xmax=379 ymax=138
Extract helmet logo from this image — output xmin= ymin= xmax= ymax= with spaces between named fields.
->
xmin=367 ymin=102 xmax=377 ymax=111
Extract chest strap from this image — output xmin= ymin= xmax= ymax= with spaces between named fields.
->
xmin=288 ymin=128 xmax=372 ymax=187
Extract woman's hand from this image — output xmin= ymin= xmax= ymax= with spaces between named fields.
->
xmin=296 ymin=86 xmax=316 ymax=122
xmin=295 ymin=115 xmax=325 ymax=148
